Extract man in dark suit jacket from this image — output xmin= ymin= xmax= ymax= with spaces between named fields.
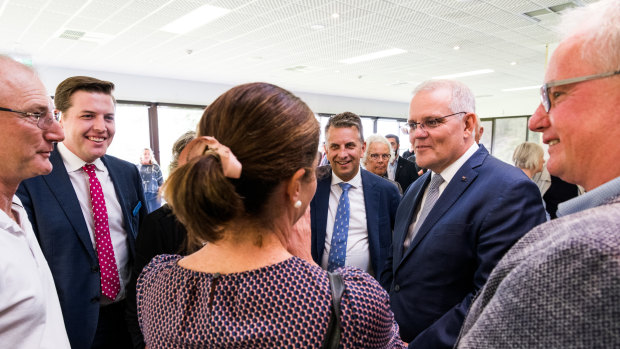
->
xmin=385 ymin=134 xmax=419 ymax=192
xmin=17 ymin=76 xmax=146 ymax=349
xmin=311 ymin=112 xmax=400 ymax=280
xmin=381 ymin=80 xmax=546 ymax=348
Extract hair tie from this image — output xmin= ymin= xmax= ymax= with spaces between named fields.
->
xmin=178 ymin=136 xmax=242 ymax=178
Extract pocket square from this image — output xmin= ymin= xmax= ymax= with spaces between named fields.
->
xmin=132 ymin=201 xmax=142 ymax=216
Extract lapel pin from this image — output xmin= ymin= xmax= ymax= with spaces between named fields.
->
xmin=461 ymin=176 xmax=467 ymax=181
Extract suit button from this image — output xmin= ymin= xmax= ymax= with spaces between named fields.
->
xmin=91 ymin=265 xmax=99 ymax=273
xmin=394 ymin=284 xmax=400 ymax=292
xmin=90 ymin=296 xmax=100 ymax=303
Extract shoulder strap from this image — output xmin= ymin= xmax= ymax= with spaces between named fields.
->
xmin=323 ymin=271 xmax=345 ymax=349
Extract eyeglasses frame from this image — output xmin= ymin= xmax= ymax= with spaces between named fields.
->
xmin=0 ymin=106 xmax=60 ymax=130
xmin=405 ymin=111 xmax=467 ymax=134
xmin=540 ymin=69 xmax=620 ymax=112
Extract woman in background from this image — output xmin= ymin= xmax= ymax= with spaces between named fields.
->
xmin=512 ymin=142 xmax=545 ymax=180
xmin=137 ymin=148 xmax=164 ymax=212
xmin=136 ymin=82 xmax=405 ymax=348
xmin=513 ymin=141 xmax=549 ymax=220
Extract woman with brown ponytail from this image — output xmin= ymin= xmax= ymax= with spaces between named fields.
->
xmin=136 ymin=82 xmax=405 ymax=348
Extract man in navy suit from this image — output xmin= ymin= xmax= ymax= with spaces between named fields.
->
xmin=381 ymin=80 xmax=546 ymax=348
xmin=310 ymin=112 xmax=400 ymax=280
xmin=385 ymin=133 xmax=420 ymax=192
xmin=17 ymin=76 xmax=146 ymax=349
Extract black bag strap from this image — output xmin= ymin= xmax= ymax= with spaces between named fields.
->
xmin=323 ymin=271 xmax=345 ymax=349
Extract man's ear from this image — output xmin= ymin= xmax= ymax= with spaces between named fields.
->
xmin=464 ymin=113 xmax=476 ymax=137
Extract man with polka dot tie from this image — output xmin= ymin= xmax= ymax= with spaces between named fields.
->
xmin=310 ymin=111 xmax=401 ymax=281
xmin=17 ymin=76 xmax=147 ymax=349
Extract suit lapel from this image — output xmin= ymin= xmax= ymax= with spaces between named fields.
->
xmin=394 ymin=172 xmax=430 ymax=267
xmin=400 ymin=147 xmax=486 ymax=262
xmin=44 ymin=149 xmax=97 ymax=261
xmin=314 ymin=171 xmax=332 ymax=261
xmin=361 ymin=170 xmax=379 ymax=262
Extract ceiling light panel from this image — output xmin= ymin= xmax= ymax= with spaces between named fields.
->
xmin=161 ymin=4 xmax=231 ymax=34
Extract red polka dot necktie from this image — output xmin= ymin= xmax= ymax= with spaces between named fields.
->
xmin=83 ymin=164 xmax=120 ymax=300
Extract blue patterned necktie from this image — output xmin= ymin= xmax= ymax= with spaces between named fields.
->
xmin=327 ymin=182 xmax=352 ymax=271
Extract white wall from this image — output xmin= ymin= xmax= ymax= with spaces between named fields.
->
xmin=37 ymin=65 xmax=410 ymax=118
xmin=37 ymin=65 xmax=539 ymax=119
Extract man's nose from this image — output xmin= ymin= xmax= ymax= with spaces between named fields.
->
xmin=529 ymin=104 xmax=550 ymax=132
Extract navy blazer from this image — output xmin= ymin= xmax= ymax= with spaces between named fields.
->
xmin=310 ymin=166 xmax=401 ymax=280
xmin=381 ymin=145 xmax=546 ymax=348
xmin=16 ymin=147 xmax=147 ymax=349
xmin=394 ymin=156 xmax=420 ymax=192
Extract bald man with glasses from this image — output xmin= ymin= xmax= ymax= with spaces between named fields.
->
xmin=0 ymin=55 xmax=71 ymax=348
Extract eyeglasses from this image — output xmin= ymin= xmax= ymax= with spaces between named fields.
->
xmin=0 ymin=107 xmax=60 ymax=130
xmin=540 ymin=69 xmax=620 ymax=112
xmin=404 ymin=112 xmax=466 ymax=134
xmin=369 ymin=153 xmax=390 ymax=160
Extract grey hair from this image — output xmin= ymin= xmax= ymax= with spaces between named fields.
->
xmin=362 ymin=134 xmax=394 ymax=166
xmin=556 ymin=0 xmax=620 ymax=72
xmin=512 ymin=142 xmax=544 ymax=171
xmin=413 ymin=79 xmax=476 ymax=114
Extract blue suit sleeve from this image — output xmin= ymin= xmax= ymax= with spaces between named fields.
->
xmin=409 ymin=178 xmax=547 ymax=348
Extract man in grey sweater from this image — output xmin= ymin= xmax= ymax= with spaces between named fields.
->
xmin=456 ymin=0 xmax=620 ymax=347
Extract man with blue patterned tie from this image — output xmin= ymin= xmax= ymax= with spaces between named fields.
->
xmin=310 ymin=112 xmax=400 ymax=280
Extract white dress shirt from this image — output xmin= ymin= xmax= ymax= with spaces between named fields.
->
xmin=0 ymin=196 xmax=71 ymax=348
xmin=58 ymin=143 xmax=130 ymax=304
xmin=321 ymin=169 xmax=373 ymax=275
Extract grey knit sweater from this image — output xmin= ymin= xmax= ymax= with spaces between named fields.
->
xmin=456 ymin=196 xmax=620 ymax=348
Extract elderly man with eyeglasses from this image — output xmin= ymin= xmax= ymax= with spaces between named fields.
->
xmin=362 ymin=134 xmax=403 ymax=194
xmin=0 ymin=55 xmax=71 ymax=348
xmin=455 ymin=1 xmax=620 ymax=348
xmin=380 ymin=79 xmax=547 ymax=348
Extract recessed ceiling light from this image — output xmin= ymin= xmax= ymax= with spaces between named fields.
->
xmin=311 ymin=24 xmax=325 ymax=30
xmin=510 ymin=61 xmax=517 ymax=65
xmin=453 ymin=45 xmax=460 ymax=50
xmin=161 ymin=5 xmax=231 ymax=34
xmin=334 ymin=70 xmax=341 ymax=73
xmin=432 ymin=69 xmax=494 ymax=79
xmin=340 ymin=48 xmax=407 ymax=64
xmin=502 ymin=86 xmax=539 ymax=92
xmin=332 ymin=13 xmax=340 ymax=19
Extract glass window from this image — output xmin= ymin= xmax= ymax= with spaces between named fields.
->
xmin=157 ymin=106 xmax=204 ymax=178
xmin=479 ymin=120 xmax=493 ymax=151
xmin=491 ymin=117 xmax=527 ymax=164
xmin=360 ymin=117 xmax=375 ymax=141
xmin=106 ymin=103 xmax=150 ymax=164
xmin=376 ymin=118 xmax=409 ymax=156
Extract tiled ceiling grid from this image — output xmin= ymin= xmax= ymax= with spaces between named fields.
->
xmin=0 ymin=0 xmax=599 ymax=104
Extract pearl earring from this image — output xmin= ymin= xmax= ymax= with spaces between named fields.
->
xmin=294 ymin=200 xmax=302 ymax=208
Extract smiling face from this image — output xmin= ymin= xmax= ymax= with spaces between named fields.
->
xmin=324 ymin=126 xmax=365 ymax=181
xmin=365 ymin=142 xmax=390 ymax=176
xmin=60 ymin=90 xmax=115 ymax=163
xmin=528 ymin=38 xmax=620 ymax=190
xmin=0 ymin=61 xmax=64 ymax=186
xmin=408 ymin=87 xmax=475 ymax=174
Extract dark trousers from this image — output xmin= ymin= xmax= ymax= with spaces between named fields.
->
xmin=92 ymin=300 xmax=133 ymax=349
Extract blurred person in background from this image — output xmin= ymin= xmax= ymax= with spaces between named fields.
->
xmin=136 ymin=148 xmax=163 ymax=213
xmin=363 ymin=134 xmax=403 ymax=194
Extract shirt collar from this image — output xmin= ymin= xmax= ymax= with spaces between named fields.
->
xmin=331 ymin=167 xmax=363 ymax=189
xmin=58 ymin=142 xmax=106 ymax=173
xmin=436 ymin=142 xmax=479 ymax=185
xmin=557 ymin=175 xmax=620 ymax=217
